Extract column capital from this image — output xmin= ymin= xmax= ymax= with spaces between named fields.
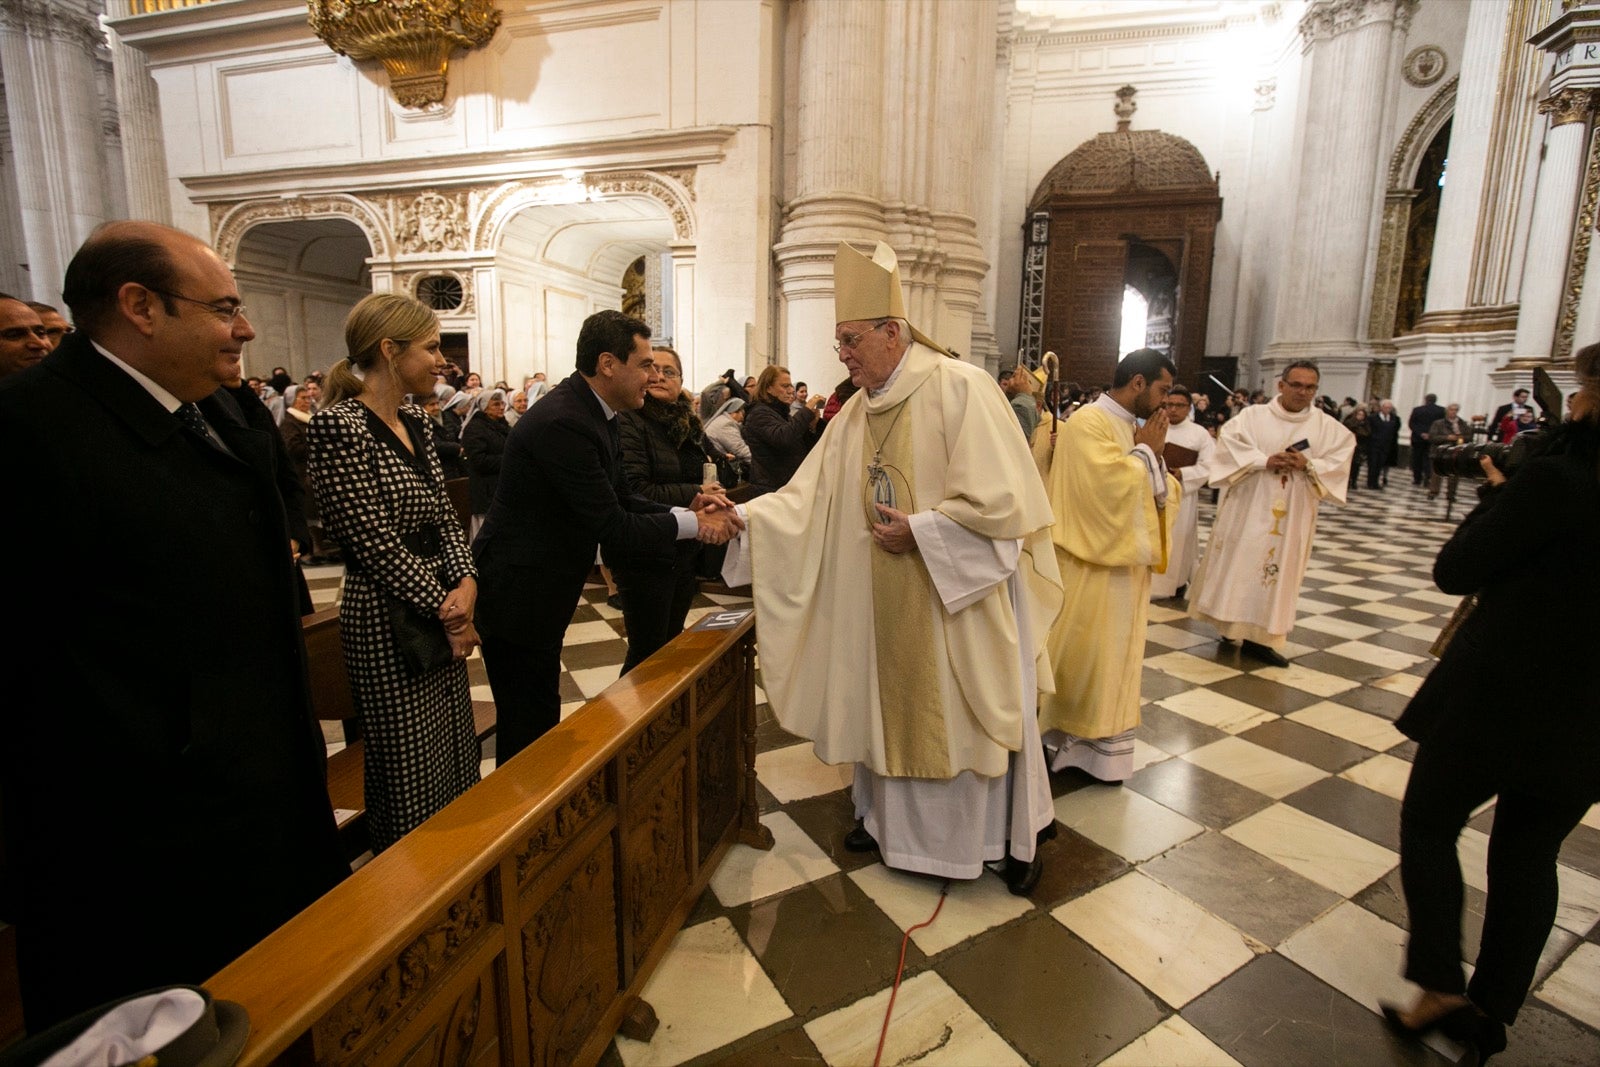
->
xmin=0 ymin=0 xmax=103 ymax=56
xmin=1299 ymin=0 xmax=1417 ymax=48
xmin=1540 ymin=86 xmax=1598 ymax=126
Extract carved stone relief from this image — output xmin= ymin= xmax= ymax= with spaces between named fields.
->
xmin=210 ymin=195 xmax=394 ymax=263
xmin=1403 ymin=45 xmax=1447 ymax=87
xmin=1541 ymin=86 xmax=1598 ymax=128
xmin=1299 ymin=0 xmax=1417 ymax=46
xmin=387 ymin=189 xmax=474 ymax=253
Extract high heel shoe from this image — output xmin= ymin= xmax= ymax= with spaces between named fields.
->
xmin=1440 ymin=1008 xmax=1507 ymax=1066
xmin=1378 ymin=999 xmax=1473 ymax=1037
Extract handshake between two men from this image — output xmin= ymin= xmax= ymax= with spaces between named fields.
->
xmin=689 ymin=489 xmax=743 ymax=545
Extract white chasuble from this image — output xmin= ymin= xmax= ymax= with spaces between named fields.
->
xmin=1150 ymin=417 xmax=1216 ymax=599
xmin=1187 ymin=398 xmax=1355 ymax=645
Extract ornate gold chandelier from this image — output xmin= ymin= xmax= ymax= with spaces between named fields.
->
xmin=308 ymin=0 xmax=501 ymax=109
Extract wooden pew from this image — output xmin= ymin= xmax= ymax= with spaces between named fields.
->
xmin=208 ymin=610 xmax=765 ymax=1065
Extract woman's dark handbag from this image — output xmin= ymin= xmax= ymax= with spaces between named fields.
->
xmin=384 ymin=522 xmax=453 ymax=676
xmin=1429 ymin=594 xmax=1477 ymax=658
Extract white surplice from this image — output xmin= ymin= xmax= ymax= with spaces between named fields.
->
xmin=1149 ymin=416 xmax=1216 ymax=599
xmin=1187 ymin=398 xmax=1355 ymax=646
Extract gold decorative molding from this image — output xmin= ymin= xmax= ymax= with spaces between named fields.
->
xmin=210 ymin=194 xmax=394 ymax=263
xmin=1540 ymin=86 xmax=1598 ymax=127
xmin=1368 ymin=191 xmax=1414 ymax=340
xmin=1411 ymin=304 xmax=1521 ymax=334
xmin=309 ymin=0 xmax=501 ymax=110
xmin=1553 ymin=124 xmax=1600 ymax=361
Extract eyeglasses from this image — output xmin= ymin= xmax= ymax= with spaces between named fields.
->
xmin=658 ymin=367 xmax=681 ymax=379
xmin=42 ymin=325 xmax=73 ymax=340
xmin=0 ymin=325 xmax=48 ymax=342
xmin=147 ymin=288 xmax=248 ymax=323
xmin=833 ymin=320 xmax=890 ymax=354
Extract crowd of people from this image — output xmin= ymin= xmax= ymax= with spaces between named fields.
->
xmin=2 ymin=222 xmax=1593 ymax=1067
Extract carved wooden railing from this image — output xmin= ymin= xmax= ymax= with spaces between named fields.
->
xmin=208 ymin=611 xmax=768 ymax=1065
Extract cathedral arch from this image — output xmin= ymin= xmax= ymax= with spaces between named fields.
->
xmin=210 ymin=194 xmax=393 ymax=265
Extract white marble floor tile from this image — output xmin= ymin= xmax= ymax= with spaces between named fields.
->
xmin=1279 ymin=901 xmax=1419 ymax=1015
xmin=1366 ymin=573 xmax=1436 ymax=590
xmin=1324 ymin=640 xmax=1425 ymax=671
xmin=849 ymin=863 xmax=1033 ymax=956
xmin=1133 ymin=737 xmax=1174 ymax=771
xmin=1154 ymin=689 xmax=1277 ymax=735
xmin=1293 ymin=615 xmax=1381 ymax=640
xmin=1371 ymin=672 xmax=1424 ymax=697
xmin=1535 ymin=942 xmax=1600 ymax=1030
xmin=1345 ymin=561 xmax=1405 ymax=574
xmin=1182 ymin=737 xmax=1328 ymax=799
xmin=804 ymin=971 xmax=1026 ymax=1067
xmin=1315 ymin=583 xmax=1396 ymax=602
xmin=1585 ymin=805 xmax=1600 ymax=832
xmin=1224 ymin=803 xmax=1398 ymax=896
xmin=1405 ymin=588 xmax=1466 ymax=608
xmin=1287 ymin=702 xmax=1406 ymax=752
xmin=613 ymin=917 xmax=792 ymax=1066
xmin=1144 ymin=652 xmax=1243 ymax=685
xmin=754 ymin=742 xmax=854 ymax=803
xmin=1392 ymin=621 xmax=1443 ymax=643
xmin=1103 ymin=1015 xmax=1242 ymax=1066
xmin=1052 ymin=871 xmax=1257 ymax=1007
xmin=1556 ymin=864 xmax=1600 ymax=936
xmin=1147 ymin=604 xmax=1191 ymax=623
xmin=1294 ymin=596 xmax=1345 ymax=615
xmin=591 ymin=600 xmax=623 ymax=620
xmin=1340 ymin=754 xmax=1415 ymax=801
xmin=469 ymin=683 xmax=495 ymax=703
xmin=1146 ymin=623 xmax=1214 ymax=650
xmin=565 ymin=619 xmax=623 ymax=645
xmin=1318 ymin=548 xmax=1372 ymax=561
xmin=477 ymin=757 xmax=496 ymax=779
xmin=1349 ymin=601 xmax=1435 ymax=623
xmin=559 ymin=700 xmax=585 ymax=721
xmin=567 ymin=665 xmax=621 ymax=700
xmin=1250 ymin=663 xmax=1361 ymax=697
xmin=709 ymin=811 xmax=841 ymax=907
xmin=1053 ymin=784 xmax=1203 ymax=863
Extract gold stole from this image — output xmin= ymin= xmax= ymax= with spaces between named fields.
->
xmin=865 ymin=401 xmax=950 ymax=778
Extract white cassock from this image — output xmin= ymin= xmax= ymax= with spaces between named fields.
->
xmin=1149 ymin=417 xmax=1216 ymax=599
xmin=1187 ymin=398 xmax=1355 ymax=647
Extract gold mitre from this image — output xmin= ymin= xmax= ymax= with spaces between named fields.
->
xmin=833 ymin=241 xmax=952 ymax=357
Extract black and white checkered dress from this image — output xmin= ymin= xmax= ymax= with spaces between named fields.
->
xmin=308 ymin=399 xmax=480 ymax=851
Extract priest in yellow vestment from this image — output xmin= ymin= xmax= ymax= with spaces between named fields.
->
xmin=743 ymin=242 xmax=1063 ymax=894
xmin=1040 ymin=349 xmax=1181 ymax=784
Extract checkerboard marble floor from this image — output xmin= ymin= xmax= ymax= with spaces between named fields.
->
xmin=308 ymin=480 xmax=1600 ymax=1066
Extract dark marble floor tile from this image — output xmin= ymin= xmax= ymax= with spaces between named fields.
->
xmin=1558 ymin=822 xmax=1600 ymax=881
xmin=1141 ymin=668 xmax=1199 ymax=701
xmin=1207 ymin=673 xmax=1325 ymax=714
xmin=1127 ymin=757 xmax=1275 ymax=831
xmin=1293 ymin=650 xmax=1394 ymax=684
xmin=755 ymin=778 xmax=780 ymax=814
xmin=1239 ymin=719 xmax=1374 ymax=774
xmin=782 ymin=790 xmax=882 ymax=873
xmin=1283 ymin=775 xmax=1403 ymax=852
xmin=570 ymin=603 xmax=603 ymax=624
xmin=1303 ymin=591 xmax=1369 ymax=608
xmin=1029 ymin=825 xmax=1131 ymax=908
xmin=687 ymin=1023 xmax=825 ymax=1067
xmin=1137 ymin=702 xmax=1230 ymax=756
xmin=1362 ymin=629 xmax=1438 ymax=658
xmin=684 ymin=884 xmax=731 ymax=929
xmin=731 ymin=872 xmax=916 ymax=1018
xmin=940 ymin=915 xmax=1165 ymax=1065
xmin=1353 ymin=868 xmax=1490 ymax=953
xmin=607 ymin=617 xmax=629 ymax=639
xmin=562 ymin=638 xmax=629 ymax=670
xmin=1388 ymin=739 xmax=1419 ymax=761
xmin=1281 ymin=626 xmax=1353 ymax=651
xmin=1494 ymin=1002 xmax=1600 ymax=1067
xmin=558 ymin=672 xmax=585 ymax=703
xmin=1164 ymin=615 xmax=1218 ymax=635
xmin=1047 ymin=765 xmax=1105 ymax=799
xmin=755 ymin=711 xmax=804 ymax=755
xmin=1330 ymin=684 xmax=1413 ymax=721
xmin=1183 ymin=953 xmax=1452 ymax=1066
xmin=1142 ymin=831 xmax=1342 ymax=947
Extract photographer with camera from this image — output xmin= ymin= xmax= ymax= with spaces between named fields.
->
xmin=1384 ymin=344 xmax=1600 ymax=1064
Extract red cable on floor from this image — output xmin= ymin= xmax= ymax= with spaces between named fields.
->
xmin=872 ymin=880 xmax=950 ymax=1067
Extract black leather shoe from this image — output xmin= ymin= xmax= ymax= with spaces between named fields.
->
xmin=1002 ymin=855 xmax=1043 ymax=896
xmin=1037 ymin=821 xmax=1059 ymax=847
xmin=1440 ymin=1008 xmax=1507 ymax=1066
xmin=843 ymin=822 xmax=878 ymax=853
xmin=1241 ymin=640 xmax=1290 ymax=668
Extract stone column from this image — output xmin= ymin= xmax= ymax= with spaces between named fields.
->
xmin=1509 ymin=88 xmax=1593 ymax=365
xmin=0 ymin=0 xmax=113 ymax=305
xmin=104 ymin=2 xmax=170 ymax=224
xmin=1264 ymin=0 xmax=1415 ymax=398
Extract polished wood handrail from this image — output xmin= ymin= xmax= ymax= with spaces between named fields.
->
xmin=208 ymin=611 xmax=763 ymax=1065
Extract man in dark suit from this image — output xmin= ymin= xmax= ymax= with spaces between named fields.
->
xmin=1369 ymin=398 xmax=1401 ymax=489
xmin=0 ymin=222 xmax=347 ymax=1029
xmin=473 ymin=310 xmax=740 ymax=765
xmin=1407 ymin=392 xmax=1446 ymax=486
xmin=0 ymin=294 xmax=49 ymax=379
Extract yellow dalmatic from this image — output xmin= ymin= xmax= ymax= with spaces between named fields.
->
xmin=747 ymin=343 xmax=1063 ymax=780
xmin=1040 ymin=400 xmax=1181 ymax=741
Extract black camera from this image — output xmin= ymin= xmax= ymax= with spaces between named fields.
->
xmin=1431 ymin=438 xmax=1527 ymax=480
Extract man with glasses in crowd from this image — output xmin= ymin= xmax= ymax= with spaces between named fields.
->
xmin=0 ymin=220 xmax=348 ymax=1027
xmin=27 ymin=301 xmax=73 ymax=351
xmin=1187 ymin=361 xmax=1355 ymax=667
xmin=0 ymin=293 xmax=49 ymax=378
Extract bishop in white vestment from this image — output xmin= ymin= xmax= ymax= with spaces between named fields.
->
xmin=1150 ymin=384 xmax=1217 ymax=600
xmin=742 ymin=242 xmax=1063 ymax=894
xmin=1187 ymin=362 xmax=1355 ymax=666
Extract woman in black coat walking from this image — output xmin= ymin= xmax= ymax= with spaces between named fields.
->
xmin=1382 ymin=343 xmax=1600 ymax=1063
xmin=460 ymin=388 xmax=509 ymax=539
xmin=743 ymin=363 xmax=819 ymax=495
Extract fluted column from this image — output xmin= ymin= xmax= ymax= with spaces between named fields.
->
xmin=1510 ymin=88 xmax=1593 ymax=364
xmin=0 ymin=0 xmax=113 ymax=304
xmin=1268 ymin=0 xmax=1416 ymax=362
xmin=104 ymin=4 xmax=170 ymax=223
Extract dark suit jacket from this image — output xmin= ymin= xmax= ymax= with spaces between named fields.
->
xmin=0 ymin=335 xmax=346 ymax=1027
xmin=1408 ymin=403 xmax=1446 ymax=442
xmin=1491 ymin=401 xmax=1530 ymax=429
xmin=473 ymin=372 xmax=677 ymax=643
xmin=1398 ymin=425 xmax=1600 ymax=805
xmin=1369 ymin=411 xmax=1401 ymax=464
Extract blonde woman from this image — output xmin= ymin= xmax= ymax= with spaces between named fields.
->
xmin=308 ymin=292 xmax=481 ymax=852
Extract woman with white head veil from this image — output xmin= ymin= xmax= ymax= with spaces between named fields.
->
xmin=440 ymin=388 xmax=473 ymax=441
xmin=460 ymin=388 xmax=510 ymax=539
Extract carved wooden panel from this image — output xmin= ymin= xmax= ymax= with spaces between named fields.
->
xmin=390 ymin=970 xmax=499 ymax=1067
xmin=623 ymin=699 xmax=686 ymax=782
xmin=312 ymin=880 xmax=492 ymax=1065
xmin=624 ymin=755 xmax=690 ymax=968
xmin=514 ymin=772 xmax=608 ymax=892
xmin=696 ymin=700 xmax=740 ymax=870
xmin=522 ymin=845 xmax=620 ymax=1067
xmin=693 ymin=647 xmax=740 ymax=714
